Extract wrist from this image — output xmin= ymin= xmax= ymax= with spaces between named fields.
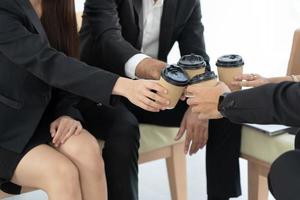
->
xmin=112 ymin=77 xmax=134 ymax=97
xmin=136 ymin=58 xmax=166 ymax=80
xmin=217 ymin=92 xmax=230 ymax=117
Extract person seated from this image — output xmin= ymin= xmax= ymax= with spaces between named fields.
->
xmin=79 ymin=0 xmax=243 ymax=199
xmin=0 ymin=0 xmax=169 ymax=199
xmin=185 ymin=77 xmax=300 ymax=200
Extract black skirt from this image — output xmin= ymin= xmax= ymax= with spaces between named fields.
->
xmin=0 ymin=116 xmax=52 ymax=195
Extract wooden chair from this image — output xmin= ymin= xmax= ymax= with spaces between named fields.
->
xmin=240 ymin=28 xmax=300 ymax=200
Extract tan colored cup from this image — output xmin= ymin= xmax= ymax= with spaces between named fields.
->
xmin=185 ymin=68 xmax=206 ymax=79
xmin=216 ymin=55 xmax=244 ymax=91
xmin=217 ymin=66 xmax=243 ymax=91
xmin=178 ymin=54 xmax=207 ymax=79
xmin=158 ymin=65 xmax=189 ymax=109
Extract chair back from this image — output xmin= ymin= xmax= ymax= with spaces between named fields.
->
xmin=76 ymin=12 xmax=83 ymax=31
xmin=287 ymin=29 xmax=300 ymax=75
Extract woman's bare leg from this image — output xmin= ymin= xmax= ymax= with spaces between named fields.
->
xmin=56 ymin=130 xmax=107 ymax=200
xmin=11 ymin=145 xmax=82 ymax=200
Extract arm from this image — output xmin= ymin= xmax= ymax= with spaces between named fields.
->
xmin=221 ymin=82 xmax=300 ymax=126
xmin=177 ymin=0 xmax=210 ymax=69
xmin=82 ymin=0 xmax=140 ymax=76
xmin=186 ymin=82 xmax=300 ymax=127
xmin=82 ymin=0 xmax=165 ymax=79
xmin=0 ymin=9 xmax=118 ymax=106
xmin=0 ymin=8 xmax=170 ymax=112
xmin=51 ymin=90 xmax=83 ymax=122
xmin=232 ymin=73 xmax=300 ymax=87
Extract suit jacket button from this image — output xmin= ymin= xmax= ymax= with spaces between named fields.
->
xmin=97 ymin=102 xmax=103 ymax=107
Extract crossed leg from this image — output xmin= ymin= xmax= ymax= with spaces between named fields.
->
xmin=11 ymin=130 xmax=107 ymax=200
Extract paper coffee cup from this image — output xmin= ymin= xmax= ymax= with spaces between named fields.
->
xmin=159 ymin=65 xmax=189 ymax=109
xmin=178 ymin=54 xmax=206 ymax=79
xmin=216 ymin=54 xmax=244 ymax=91
xmin=186 ymin=71 xmax=218 ymax=97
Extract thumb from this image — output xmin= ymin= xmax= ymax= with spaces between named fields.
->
xmin=50 ymin=122 xmax=58 ymax=138
xmin=175 ymin=119 xmax=186 ymax=141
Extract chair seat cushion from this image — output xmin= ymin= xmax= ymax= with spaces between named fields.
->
xmin=241 ymin=126 xmax=295 ymax=164
xmin=138 ymin=124 xmax=295 ymax=164
xmin=139 ymin=124 xmax=182 ymax=153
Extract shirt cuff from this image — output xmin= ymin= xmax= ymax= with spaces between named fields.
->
xmin=125 ymin=54 xmax=150 ymax=79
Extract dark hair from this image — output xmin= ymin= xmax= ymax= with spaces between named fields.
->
xmin=41 ymin=0 xmax=79 ymax=58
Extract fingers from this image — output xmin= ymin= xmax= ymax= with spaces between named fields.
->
xmin=175 ymin=117 xmax=187 ymax=141
xmin=144 ymin=90 xmax=169 ymax=106
xmin=234 ymin=74 xmax=257 ymax=81
xmin=51 ymin=117 xmax=82 ymax=147
xmin=52 ymin=124 xmax=66 ymax=147
xmin=184 ymin=133 xmax=192 ymax=155
xmin=139 ymin=96 xmax=163 ymax=112
xmin=146 ymin=81 xmax=168 ymax=95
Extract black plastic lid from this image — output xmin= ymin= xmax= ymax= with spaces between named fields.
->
xmin=216 ymin=54 xmax=244 ymax=67
xmin=161 ymin=65 xmax=189 ymax=86
xmin=178 ymin=54 xmax=207 ymax=69
xmin=189 ymin=71 xmax=218 ymax=85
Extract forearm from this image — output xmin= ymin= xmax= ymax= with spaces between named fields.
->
xmin=222 ymin=82 xmax=300 ymax=126
xmin=135 ymin=58 xmax=166 ymax=80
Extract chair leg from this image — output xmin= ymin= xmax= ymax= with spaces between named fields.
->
xmin=166 ymin=142 xmax=187 ymax=200
xmin=248 ymin=161 xmax=269 ymax=200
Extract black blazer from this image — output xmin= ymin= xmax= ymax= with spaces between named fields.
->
xmin=79 ymin=0 xmax=210 ymax=76
xmin=221 ymin=82 xmax=300 ymax=127
xmin=0 ymin=0 xmax=120 ymax=153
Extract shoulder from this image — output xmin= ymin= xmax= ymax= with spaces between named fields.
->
xmin=0 ymin=0 xmax=24 ymax=16
xmin=176 ymin=0 xmax=200 ymax=9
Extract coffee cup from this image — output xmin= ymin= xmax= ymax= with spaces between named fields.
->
xmin=178 ymin=54 xmax=206 ymax=79
xmin=216 ymin=54 xmax=244 ymax=91
xmin=158 ymin=65 xmax=189 ymax=109
xmin=186 ymin=71 xmax=218 ymax=97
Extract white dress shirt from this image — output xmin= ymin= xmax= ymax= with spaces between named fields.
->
xmin=125 ymin=0 xmax=164 ymax=79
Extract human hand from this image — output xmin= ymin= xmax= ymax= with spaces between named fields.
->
xmin=50 ymin=116 xmax=82 ymax=147
xmin=175 ymin=108 xmax=209 ymax=155
xmin=136 ymin=58 xmax=166 ymax=80
xmin=186 ymin=82 xmax=231 ymax=120
xmin=231 ymin=73 xmax=269 ymax=88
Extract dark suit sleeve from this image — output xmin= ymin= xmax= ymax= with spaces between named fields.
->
xmin=177 ymin=0 xmax=210 ymax=68
xmin=221 ymin=82 xmax=300 ymax=127
xmin=0 ymin=8 xmax=119 ymax=107
xmin=51 ymin=90 xmax=83 ymax=122
xmin=82 ymin=0 xmax=140 ymax=75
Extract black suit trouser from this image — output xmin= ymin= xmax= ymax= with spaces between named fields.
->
xmin=125 ymin=100 xmax=242 ymax=198
xmin=78 ymin=100 xmax=140 ymax=200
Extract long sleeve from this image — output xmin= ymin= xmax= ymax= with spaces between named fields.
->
xmin=0 ymin=7 xmax=119 ymax=107
xmin=81 ymin=0 xmax=140 ymax=75
xmin=177 ymin=0 xmax=210 ymax=69
xmin=221 ymin=82 xmax=300 ymax=127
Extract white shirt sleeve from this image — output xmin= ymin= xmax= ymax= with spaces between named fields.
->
xmin=125 ymin=54 xmax=150 ymax=79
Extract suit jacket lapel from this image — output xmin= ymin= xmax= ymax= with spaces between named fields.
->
xmin=133 ymin=0 xmax=143 ymax=49
xmin=158 ymin=0 xmax=178 ymax=59
xmin=16 ymin=0 xmax=48 ymax=42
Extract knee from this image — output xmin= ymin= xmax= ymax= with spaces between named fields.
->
xmin=64 ymin=132 xmax=105 ymax=176
xmin=45 ymin=159 xmax=80 ymax=193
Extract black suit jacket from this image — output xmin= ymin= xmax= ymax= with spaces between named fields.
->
xmin=79 ymin=0 xmax=210 ymax=76
xmin=0 ymin=0 xmax=119 ymax=153
xmin=221 ymin=82 xmax=300 ymax=127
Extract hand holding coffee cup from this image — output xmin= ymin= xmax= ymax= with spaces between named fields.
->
xmin=185 ymin=71 xmax=218 ymax=98
xmin=178 ymin=54 xmax=207 ymax=79
xmin=158 ymin=65 xmax=189 ymax=109
xmin=216 ymin=54 xmax=244 ymax=91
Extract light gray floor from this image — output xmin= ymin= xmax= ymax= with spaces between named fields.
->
xmin=4 ymin=148 xmax=275 ymax=200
